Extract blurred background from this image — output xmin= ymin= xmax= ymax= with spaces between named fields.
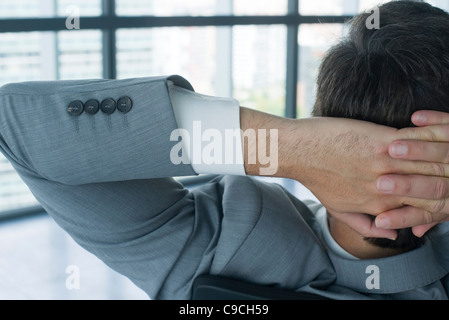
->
xmin=0 ymin=0 xmax=448 ymax=300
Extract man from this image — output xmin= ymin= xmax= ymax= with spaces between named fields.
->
xmin=307 ymin=0 xmax=449 ymax=296
xmin=312 ymin=0 xmax=449 ymax=257
xmin=1 ymin=1 xmax=449 ymax=299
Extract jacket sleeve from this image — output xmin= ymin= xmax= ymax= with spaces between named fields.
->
xmin=0 ymin=75 xmax=196 ymax=185
xmin=0 ymin=76 xmax=210 ymax=299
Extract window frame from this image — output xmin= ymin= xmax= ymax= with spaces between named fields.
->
xmin=0 ymin=0 xmax=352 ymax=218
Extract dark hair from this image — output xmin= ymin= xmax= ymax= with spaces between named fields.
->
xmin=313 ymin=0 xmax=449 ymax=250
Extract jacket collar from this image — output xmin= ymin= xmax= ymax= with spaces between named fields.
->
xmin=327 ymin=231 xmax=449 ymax=294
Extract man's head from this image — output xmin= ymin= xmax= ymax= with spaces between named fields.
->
xmin=313 ymin=0 xmax=449 ymax=251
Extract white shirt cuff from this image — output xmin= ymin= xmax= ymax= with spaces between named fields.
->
xmin=168 ymin=82 xmax=246 ymax=176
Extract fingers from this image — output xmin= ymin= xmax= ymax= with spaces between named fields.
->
xmin=390 ymin=157 xmax=449 ymax=178
xmin=375 ymin=206 xmax=448 ymax=231
xmin=412 ymin=223 xmax=438 ymax=238
xmin=390 ymin=111 xmax=449 ymax=163
xmin=376 ymin=175 xmax=449 ymax=200
xmin=398 ymin=125 xmax=449 ymax=144
xmin=391 ymin=111 xmax=449 ymax=161
xmin=332 ymin=211 xmax=398 ymax=240
xmin=402 ymin=197 xmax=449 ymax=219
xmin=377 ymin=174 xmax=449 ymax=215
xmin=377 ymin=111 xmax=449 ymax=236
xmin=412 ymin=110 xmax=449 ymax=126
xmin=389 ymin=140 xmax=449 ymax=164
xmin=376 ymin=174 xmax=449 ymax=235
xmin=397 ymin=110 xmax=449 ymax=143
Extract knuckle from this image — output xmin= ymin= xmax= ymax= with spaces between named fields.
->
xmin=402 ymin=179 xmax=412 ymax=195
xmin=423 ymin=211 xmax=435 ymax=225
xmin=428 ymin=128 xmax=440 ymax=142
xmin=413 ymin=127 xmax=439 ymax=142
xmin=443 ymin=125 xmax=449 ymax=141
xmin=376 ymin=202 xmax=390 ymax=214
xmin=433 ymin=162 xmax=447 ymax=177
xmin=443 ymin=147 xmax=449 ymax=164
xmin=430 ymin=199 xmax=446 ymax=214
xmin=434 ymin=179 xmax=448 ymax=199
xmin=400 ymin=127 xmax=420 ymax=140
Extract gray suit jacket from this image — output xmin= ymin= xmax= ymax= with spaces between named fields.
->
xmin=1 ymin=75 xmax=448 ymax=300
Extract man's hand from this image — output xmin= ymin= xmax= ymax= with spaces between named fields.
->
xmin=240 ymin=108 xmax=449 ymax=238
xmin=375 ymin=110 xmax=449 ymax=237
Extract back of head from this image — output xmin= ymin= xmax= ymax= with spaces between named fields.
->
xmin=313 ymin=0 xmax=449 ymax=250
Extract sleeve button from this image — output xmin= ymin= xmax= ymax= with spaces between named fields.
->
xmin=84 ymin=99 xmax=100 ymax=115
xmin=67 ymin=100 xmax=84 ymax=116
xmin=100 ymin=98 xmax=116 ymax=115
xmin=117 ymin=96 xmax=133 ymax=114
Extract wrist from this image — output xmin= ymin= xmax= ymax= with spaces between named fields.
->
xmin=240 ymin=107 xmax=304 ymax=179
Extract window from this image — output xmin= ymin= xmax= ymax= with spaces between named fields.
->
xmin=116 ymin=0 xmax=217 ymax=16
xmin=297 ymin=24 xmax=344 ymax=117
xmin=233 ymin=25 xmax=286 ymax=117
xmin=0 ymin=0 xmax=101 ymax=18
xmin=116 ymin=27 xmax=219 ymax=94
xmin=58 ymin=30 xmax=103 ymax=80
xmin=1 ymin=0 xmax=449 ymax=216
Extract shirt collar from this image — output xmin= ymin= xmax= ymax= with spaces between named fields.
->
xmin=314 ymin=204 xmax=449 ymax=294
xmin=327 ymin=226 xmax=449 ymax=294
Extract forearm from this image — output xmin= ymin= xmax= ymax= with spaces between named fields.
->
xmin=239 ymin=107 xmax=335 ymax=185
xmin=240 ymin=106 xmax=299 ymax=178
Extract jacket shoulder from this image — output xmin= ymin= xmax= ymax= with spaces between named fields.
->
xmin=0 ymin=75 xmax=194 ymax=97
